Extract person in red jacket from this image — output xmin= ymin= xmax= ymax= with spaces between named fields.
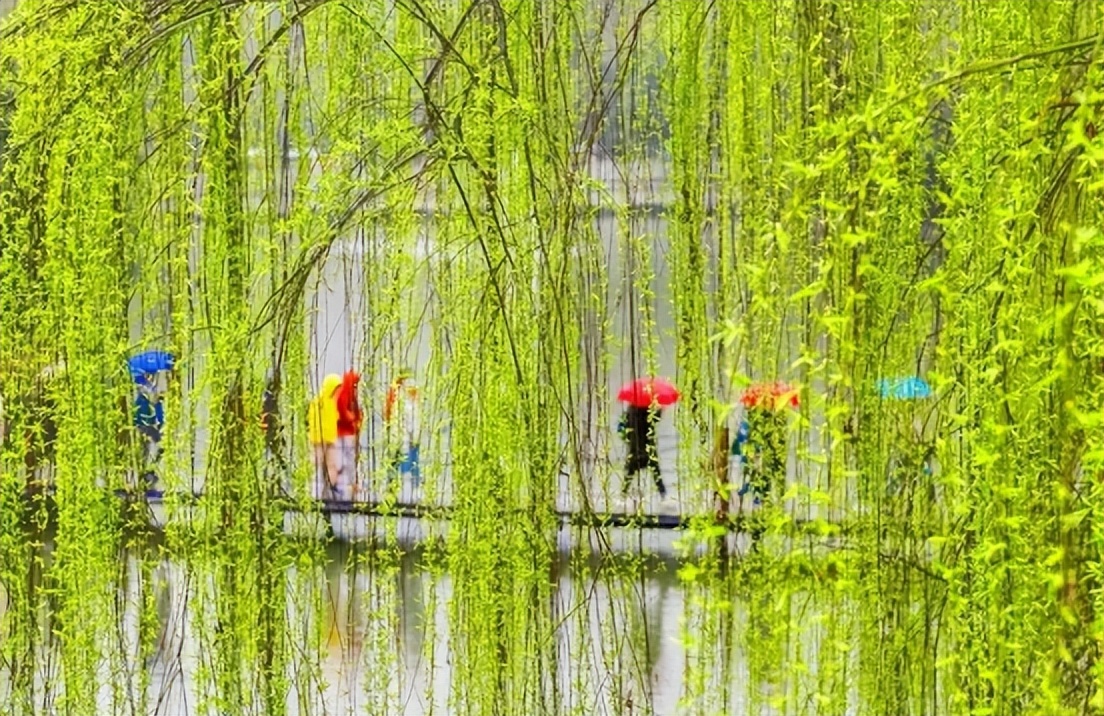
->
xmin=333 ymin=370 xmax=363 ymax=499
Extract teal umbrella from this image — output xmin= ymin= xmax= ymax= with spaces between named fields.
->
xmin=877 ymin=376 xmax=931 ymax=400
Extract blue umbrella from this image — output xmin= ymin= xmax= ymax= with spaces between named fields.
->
xmin=128 ymin=350 xmax=175 ymax=382
xmin=877 ymin=376 xmax=931 ymax=400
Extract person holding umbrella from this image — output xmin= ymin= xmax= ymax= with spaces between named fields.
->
xmin=617 ymin=377 xmax=679 ymax=499
xmin=876 ymin=376 xmax=934 ymax=501
xmin=334 ymin=370 xmax=363 ymax=499
xmin=385 ymin=368 xmax=421 ymax=487
xmin=308 ymin=374 xmax=343 ymax=500
xmin=260 ymin=369 xmax=285 ymax=469
xmin=732 ymin=381 xmax=799 ymax=508
xmin=134 ymin=372 xmax=165 ymax=482
xmin=128 ymin=350 xmax=174 ymax=495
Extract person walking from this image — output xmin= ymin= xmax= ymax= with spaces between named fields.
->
xmin=334 ymin=370 xmax=363 ymax=499
xmin=620 ymin=404 xmax=667 ymax=498
xmin=307 ymin=374 xmax=342 ymax=500
xmin=260 ymin=371 xmax=285 ymax=468
xmin=134 ymin=372 xmax=165 ymax=496
xmin=126 ymin=350 xmax=175 ymax=497
xmin=616 ymin=377 xmax=678 ymax=501
xmin=732 ymin=382 xmax=799 ymax=509
xmin=731 ymin=381 xmax=799 ymax=548
xmin=384 ymin=369 xmax=421 ymax=486
xmin=259 ymin=369 xmax=292 ymax=501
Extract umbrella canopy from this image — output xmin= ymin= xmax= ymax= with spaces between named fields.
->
xmin=617 ymin=377 xmax=679 ymax=408
xmin=877 ymin=376 xmax=931 ymax=400
xmin=128 ymin=350 xmax=175 ymax=382
xmin=740 ymin=381 xmax=799 ymax=411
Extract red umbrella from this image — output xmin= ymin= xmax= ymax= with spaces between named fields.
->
xmin=618 ymin=377 xmax=680 ymax=408
xmin=740 ymin=381 xmax=799 ymax=411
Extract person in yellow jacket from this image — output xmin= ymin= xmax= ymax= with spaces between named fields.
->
xmin=308 ymin=374 xmax=343 ymax=499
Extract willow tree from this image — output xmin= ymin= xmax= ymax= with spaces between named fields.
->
xmin=668 ymin=2 xmax=1103 ymax=715
xmin=0 ymin=1 xmax=1101 ymax=715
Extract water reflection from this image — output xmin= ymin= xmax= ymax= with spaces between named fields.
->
xmin=1 ymin=530 xmax=797 ymax=715
xmin=303 ymin=537 xmax=688 ymax=716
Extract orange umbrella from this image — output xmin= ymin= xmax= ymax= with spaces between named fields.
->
xmin=740 ymin=381 xmax=799 ymax=411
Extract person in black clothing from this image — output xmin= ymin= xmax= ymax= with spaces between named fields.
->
xmin=620 ymin=404 xmax=666 ymax=498
xmin=260 ymin=371 xmax=286 ymax=469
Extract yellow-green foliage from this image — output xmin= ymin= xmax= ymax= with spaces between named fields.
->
xmin=0 ymin=1 xmax=1100 ymax=715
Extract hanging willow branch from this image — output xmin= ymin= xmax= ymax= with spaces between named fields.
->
xmin=0 ymin=1 xmax=1100 ymax=715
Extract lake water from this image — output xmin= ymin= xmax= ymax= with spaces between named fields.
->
xmin=2 ymin=515 xmax=849 ymax=716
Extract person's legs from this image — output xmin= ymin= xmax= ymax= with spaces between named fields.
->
xmin=324 ymin=442 xmax=343 ymax=499
xmin=652 ymin=472 xmax=666 ymax=498
xmin=389 ymin=447 xmax=404 ymax=485
xmin=145 ymin=437 xmax=161 ymax=465
xmin=406 ymin=444 xmax=421 ymax=486
xmin=313 ymin=443 xmax=331 ymax=499
xmin=337 ymin=435 xmax=357 ymax=499
xmin=145 ymin=443 xmax=162 ymax=496
xmin=648 ymin=444 xmax=666 ymax=497
xmin=623 ymin=450 xmax=646 ymax=496
xmin=747 ymin=460 xmax=770 ymax=505
xmin=139 ymin=428 xmax=161 ymax=496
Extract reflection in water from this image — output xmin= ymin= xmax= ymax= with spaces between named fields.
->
xmin=0 ymin=523 xmax=855 ymax=715
xmin=305 ymin=537 xmax=689 ymax=716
